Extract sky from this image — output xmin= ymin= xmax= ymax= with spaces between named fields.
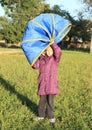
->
xmin=46 ymin=0 xmax=84 ymax=18
xmin=0 ymin=0 xmax=87 ymax=18
xmin=0 ymin=4 xmax=5 ymax=16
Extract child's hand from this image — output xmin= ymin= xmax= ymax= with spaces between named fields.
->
xmin=46 ymin=46 xmax=53 ymax=57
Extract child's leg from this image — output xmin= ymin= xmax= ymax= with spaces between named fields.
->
xmin=46 ymin=94 xmax=54 ymax=119
xmin=38 ymin=95 xmax=46 ymax=117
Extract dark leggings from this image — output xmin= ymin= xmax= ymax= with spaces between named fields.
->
xmin=38 ymin=95 xmax=54 ymax=119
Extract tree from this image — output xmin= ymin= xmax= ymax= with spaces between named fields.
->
xmin=81 ymin=0 xmax=92 ymax=5
xmin=79 ymin=0 xmax=92 ymax=53
xmin=0 ymin=16 xmax=11 ymax=42
xmin=0 ymin=0 xmax=49 ymax=44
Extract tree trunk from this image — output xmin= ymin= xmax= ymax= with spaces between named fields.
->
xmin=90 ymin=33 xmax=92 ymax=53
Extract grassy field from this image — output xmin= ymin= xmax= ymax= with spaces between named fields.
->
xmin=0 ymin=49 xmax=92 ymax=130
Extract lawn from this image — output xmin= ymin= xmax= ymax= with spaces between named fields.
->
xmin=0 ymin=49 xmax=92 ymax=130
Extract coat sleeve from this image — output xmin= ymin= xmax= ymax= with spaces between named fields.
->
xmin=51 ymin=43 xmax=62 ymax=63
xmin=32 ymin=59 xmax=40 ymax=69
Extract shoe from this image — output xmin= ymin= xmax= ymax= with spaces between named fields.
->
xmin=49 ymin=118 xmax=55 ymax=127
xmin=34 ymin=117 xmax=44 ymax=121
xmin=49 ymin=118 xmax=55 ymax=123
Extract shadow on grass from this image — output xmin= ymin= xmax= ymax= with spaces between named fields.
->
xmin=0 ymin=75 xmax=38 ymax=115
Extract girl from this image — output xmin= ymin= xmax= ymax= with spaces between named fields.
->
xmin=32 ymin=43 xmax=62 ymax=124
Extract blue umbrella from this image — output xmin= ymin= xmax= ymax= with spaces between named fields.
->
xmin=21 ymin=13 xmax=72 ymax=66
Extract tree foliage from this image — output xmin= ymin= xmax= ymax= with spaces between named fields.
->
xmin=79 ymin=0 xmax=92 ymax=15
xmin=0 ymin=0 xmax=49 ymax=43
xmin=0 ymin=0 xmax=91 ymax=44
xmin=45 ymin=5 xmax=91 ymax=43
xmin=81 ymin=0 xmax=92 ymax=5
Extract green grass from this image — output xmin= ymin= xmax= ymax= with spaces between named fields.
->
xmin=0 ymin=50 xmax=92 ymax=130
xmin=0 ymin=48 xmax=20 ymax=51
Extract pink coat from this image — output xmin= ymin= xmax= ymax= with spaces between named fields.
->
xmin=32 ymin=43 xmax=62 ymax=95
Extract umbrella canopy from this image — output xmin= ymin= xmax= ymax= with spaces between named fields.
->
xmin=21 ymin=13 xmax=72 ymax=66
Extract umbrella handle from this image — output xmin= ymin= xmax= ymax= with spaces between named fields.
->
xmin=50 ymin=37 xmax=54 ymax=45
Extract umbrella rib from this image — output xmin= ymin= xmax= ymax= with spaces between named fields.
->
xmin=22 ymin=38 xmax=50 ymax=44
xmin=32 ymin=20 xmax=51 ymax=39
xmin=51 ymin=14 xmax=55 ymax=40
xmin=55 ymin=23 xmax=72 ymax=41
